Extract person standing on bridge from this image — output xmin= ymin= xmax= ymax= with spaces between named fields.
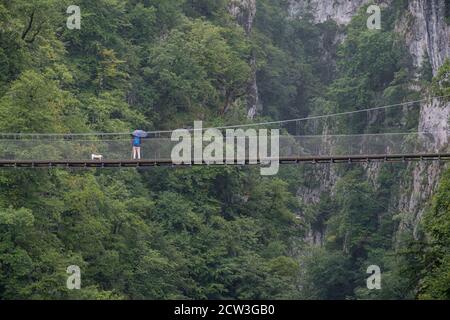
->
xmin=132 ymin=130 xmax=147 ymax=160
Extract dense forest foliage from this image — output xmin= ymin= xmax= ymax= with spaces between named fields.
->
xmin=0 ymin=0 xmax=449 ymax=299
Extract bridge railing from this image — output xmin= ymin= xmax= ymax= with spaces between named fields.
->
xmin=0 ymin=132 xmax=447 ymax=162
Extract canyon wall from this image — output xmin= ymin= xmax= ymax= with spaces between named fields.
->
xmin=288 ymin=0 xmax=449 ymax=242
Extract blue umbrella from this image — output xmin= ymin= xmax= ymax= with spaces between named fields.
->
xmin=132 ymin=130 xmax=148 ymax=138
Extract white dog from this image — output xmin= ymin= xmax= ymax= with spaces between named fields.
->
xmin=91 ymin=154 xmax=103 ymax=161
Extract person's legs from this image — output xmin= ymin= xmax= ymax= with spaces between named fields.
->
xmin=137 ymin=147 xmax=141 ymax=159
xmin=132 ymin=147 xmax=137 ymax=159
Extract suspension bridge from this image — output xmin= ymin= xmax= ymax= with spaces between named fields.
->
xmin=0 ymin=97 xmax=448 ymax=168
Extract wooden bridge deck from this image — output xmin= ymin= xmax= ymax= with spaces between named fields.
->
xmin=0 ymin=153 xmax=449 ymax=168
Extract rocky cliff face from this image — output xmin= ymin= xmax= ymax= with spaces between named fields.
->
xmin=288 ymin=0 xmax=449 ymax=74
xmin=228 ymin=0 xmax=256 ymax=35
xmin=394 ymin=0 xmax=450 ymax=237
xmin=396 ymin=0 xmax=450 ymax=76
xmin=228 ymin=0 xmax=261 ymax=118
xmin=398 ymin=98 xmax=449 ymax=238
xmin=288 ymin=0 xmax=370 ymax=25
xmin=288 ymin=0 xmax=450 ymax=242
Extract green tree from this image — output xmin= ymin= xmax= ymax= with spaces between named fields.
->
xmin=419 ymin=169 xmax=450 ymax=299
xmin=0 ymin=70 xmax=70 ymax=133
xmin=432 ymin=59 xmax=450 ymax=98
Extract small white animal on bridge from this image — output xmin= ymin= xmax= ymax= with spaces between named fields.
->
xmin=91 ymin=154 xmax=103 ymax=161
